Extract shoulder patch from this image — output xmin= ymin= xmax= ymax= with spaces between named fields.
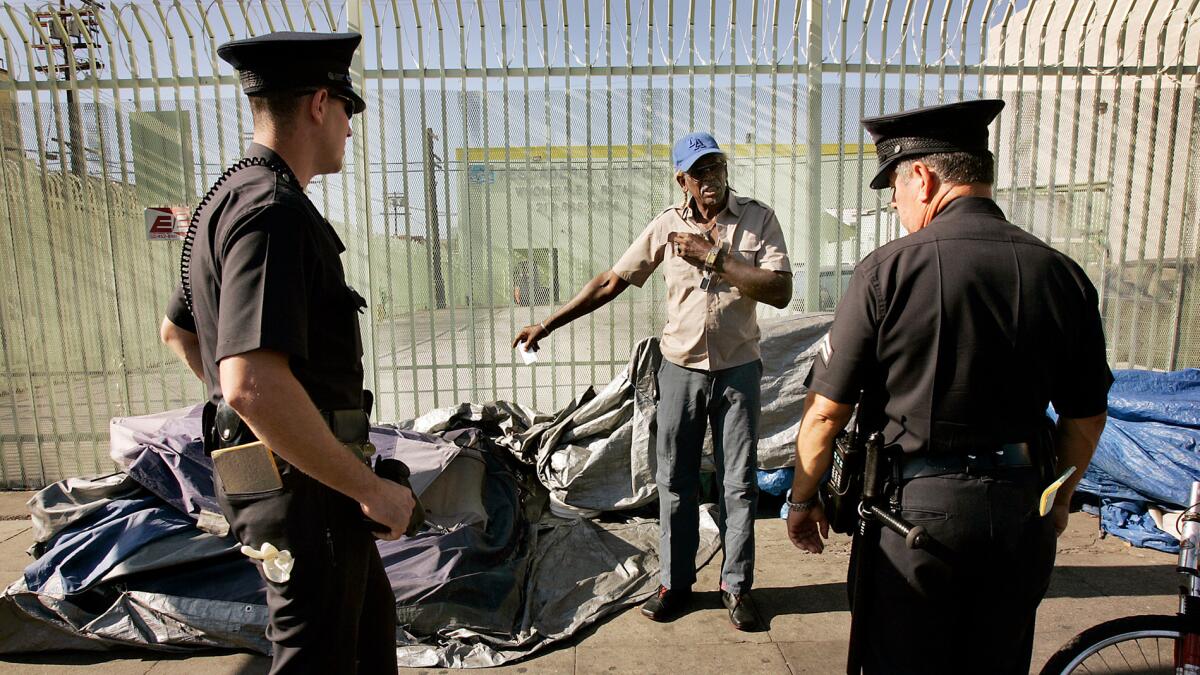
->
xmin=818 ymin=333 xmax=833 ymax=366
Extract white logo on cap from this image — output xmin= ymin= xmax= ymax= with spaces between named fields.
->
xmin=894 ymin=143 xmax=901 ymax=153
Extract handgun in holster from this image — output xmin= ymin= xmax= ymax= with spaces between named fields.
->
xmin=205 ymin=400 xmax=283 ymax=496
xmin=202 ymin=398 xmax=426 ymax=536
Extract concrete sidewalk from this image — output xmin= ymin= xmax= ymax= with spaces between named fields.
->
xmin=0 ymin=489 xmax=1177 ymax=675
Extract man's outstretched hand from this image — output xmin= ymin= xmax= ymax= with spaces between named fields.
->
xmin=512 ymin=323 xmax=550 ymax=352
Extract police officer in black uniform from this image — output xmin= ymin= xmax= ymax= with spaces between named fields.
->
xmin=159 ymin=32 xmax=414 ymax=674
xmin=783 ymin=99 xmax=1112 ymax=674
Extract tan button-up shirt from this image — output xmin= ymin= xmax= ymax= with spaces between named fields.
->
xmin=612 ymin=195 xmax=791 ymax=371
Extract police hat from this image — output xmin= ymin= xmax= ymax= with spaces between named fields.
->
xmin=217 ymin=32 xmax=366 ymax=115
xmin=861 ymin=99 xmax=1004 ymax=189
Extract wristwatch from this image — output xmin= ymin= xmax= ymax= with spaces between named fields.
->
xmin=786 ymin=489 xmax=819 ymax=513
xmin=703 ymin=244 xmax=724 ymax=272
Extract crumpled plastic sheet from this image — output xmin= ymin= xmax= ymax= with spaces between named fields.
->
xmin=403 ymin=314 xmax=832 ymax=516
xmin=1 ymin=314 xmax=831 ymax=664
xmin=1072 ymin=368 xmax=1200 ymax=553
xmin=394 ymin=508 xmax=720 ymax=668
xmin=3 ymin=405 xmax=722 ymax=665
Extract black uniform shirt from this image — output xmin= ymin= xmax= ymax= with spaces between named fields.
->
xmin=806 ymin=197 xmax=1113 ymax=455
xmin=166 ymin=143 xmax=365 ymax=411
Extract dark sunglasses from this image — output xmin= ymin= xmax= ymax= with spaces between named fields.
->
xmin=333 ymin=94 xmax=355 ymax=117
xmin=687 ymin=159 xmax=727 ymax=181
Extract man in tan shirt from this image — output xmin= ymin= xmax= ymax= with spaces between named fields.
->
xmin=514 ymin=132 xmax=790 ymax=630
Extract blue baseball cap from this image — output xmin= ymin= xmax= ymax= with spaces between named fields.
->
xmin=672 ymin=132 xmax=724 ymax=173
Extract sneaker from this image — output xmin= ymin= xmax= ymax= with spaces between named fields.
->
xmin=721 ymin=590 xmax=761 ymax=631
xmin=640 ymin=584 xmax=692 ymax=622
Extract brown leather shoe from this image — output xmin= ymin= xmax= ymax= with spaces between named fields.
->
xmin=640 ymin=585 xmax=692 ymax=622
xmin=721 ymin=590 xmax=761 ymax=631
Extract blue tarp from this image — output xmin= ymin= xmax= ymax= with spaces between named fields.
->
xmin=1071 ymin=368 xmax=1200 ymax=552
xmin=757 ymin=369 xmax=1200 ymax=551
xmin=24 ymin=493 xmax=198 ymax=595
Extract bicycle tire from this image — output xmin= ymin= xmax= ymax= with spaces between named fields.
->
xmin=1039 ymin=614 xmax=1190 ymax=675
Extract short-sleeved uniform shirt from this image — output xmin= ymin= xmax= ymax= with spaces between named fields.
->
xmin=612 ymin=194 xmax=791 ymax=371
xmin=165 ymin=143 xmax=366 ymax=411
xmin=806 ymin=197 xmax=1113 ymax=455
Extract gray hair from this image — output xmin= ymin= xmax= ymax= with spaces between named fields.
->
xmin=896 ymin=151 xmax=995 ymax=185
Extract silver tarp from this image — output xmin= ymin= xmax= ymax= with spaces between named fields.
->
xmin=0 ymin=314 xmax=826 ymax=666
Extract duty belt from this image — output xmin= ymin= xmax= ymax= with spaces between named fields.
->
xmin=262 ymin=408 xmax=375 ymax=470
xmin=901 ymin=442 xmax=1034 ymax=480
xmin=321 ymin=408 xmax=375 ymax=464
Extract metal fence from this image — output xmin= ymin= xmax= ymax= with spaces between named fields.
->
xmin=0 ymin=0 xmax=1197 ymax=488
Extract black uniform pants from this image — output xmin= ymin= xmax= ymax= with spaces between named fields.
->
xmin=855 ymin=466 xmax=1056 ymax=675
xmin=216 ymin=464 xmax=397 ymax=674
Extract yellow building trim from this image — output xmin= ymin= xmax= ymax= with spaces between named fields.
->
xmin=455 ymin=143 xmax=874 ymax=162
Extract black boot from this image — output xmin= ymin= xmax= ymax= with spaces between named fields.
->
xmin=640 ymin=585 xmax=692 ymax=622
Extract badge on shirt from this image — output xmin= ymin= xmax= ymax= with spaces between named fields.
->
xmin=818 ymin=333 xmax=833 ymax=366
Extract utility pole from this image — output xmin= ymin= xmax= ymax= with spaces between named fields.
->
xmin=424 ymin=128 xmax=447 ymax=309
xmin=34 ymin=1 xmax=104 ymax=177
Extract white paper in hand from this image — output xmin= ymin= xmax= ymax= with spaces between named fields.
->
xmin=516 ymin=341 xmax=539 ymax=364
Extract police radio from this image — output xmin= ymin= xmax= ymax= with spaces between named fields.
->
xmin=820 ymin=429 xmax=866 ymax=535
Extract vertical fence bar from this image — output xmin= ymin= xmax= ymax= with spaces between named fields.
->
xmin=29 ymin=9 xmax=90 ymax=479
xmin=452 ymin=0 xmax=475 ymax=409
xmin=1099 ymin=3 xmax=1140 ymax=364
xmin=803 ymin=0 xmax=821 ymax=312
xmin=78 ymin=7 xmax=134 ymax=456
xmin=854 ymin=0 xmax=873 ymax=264
xmin=833 ymin=0 xmax=851 ymax=309
xmin=624 ymin=0 xmax=634 ymax=366
xmin=787 ymin=0 xmax=802 ymax=290
xmin=956 ymin=0 xmax=976 ymax=101
xmin=914 ymin=0 xmax=932 ymax=105
xmin=393 ymin=0 xmax=421 ymax=417
xmin=541 ymin=0 xmax=559 ymax=405
xmin=1042 ymin=1 xmax=1078 ymax=252
xmin=0 ymin=18 xmax=35 ymax=485
xmin=17 ymin=7 xmax=74 ymax=483
xmin=562 ymin=0 xmax=575 ymax=402
xmin=934 ymin=0 xmax=951 ymax=103
xmin=150 ymin=1 xmax=193 ymax=419
xmin=1024 ymin=4 xmax=1054 ymax=241
xmin=411 ymin=0 xmax=440 ymax=408
xmin=1166 ymin=2 xmax=1200 ymax=370
xmin=365 ymin=0 xmax=397 ymax=420
xmin=1087 ymin=0 xmax=1122 ymax=333
xmin=877 ymin=0 xmax=893 ymax=247
xmin=49 ymin=7 xmax=112 ymax=474
xmin=604 ymin=0 xmax=616 ymax=383
xmin=432 ymin=0 xmax=460 ymax=406
xmin=987 ymin=2 xmax=1012 ymax=173
xmin=1132 ymin=0 xmax=1183 ymax=368
xmin=1114 ymin=1 xmax=1162 ymax=367
xmin=1061 ymin=0 xmax=1098 ymax=279
xmin=523 ymin=0 xmax=542 ymax=409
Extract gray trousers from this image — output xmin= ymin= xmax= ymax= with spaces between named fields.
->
xmin=656 ymin=358 xmax=761 ymax=595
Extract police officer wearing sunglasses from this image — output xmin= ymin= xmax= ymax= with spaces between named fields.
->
xmin=160 ymin=32 xmax=414 ymax=673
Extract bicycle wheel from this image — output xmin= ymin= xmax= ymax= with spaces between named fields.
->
xmin=1039 ymin=614 xmax=1191 ymax=675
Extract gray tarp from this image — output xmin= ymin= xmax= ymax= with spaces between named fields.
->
xmin=0 ymin=314 xmax=825 ymax=665
xmin=404 ymin=313 xmax=831 ymax=516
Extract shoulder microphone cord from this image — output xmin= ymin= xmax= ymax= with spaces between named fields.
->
xmin=179 ymin=156 xmax=298 ymax=314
